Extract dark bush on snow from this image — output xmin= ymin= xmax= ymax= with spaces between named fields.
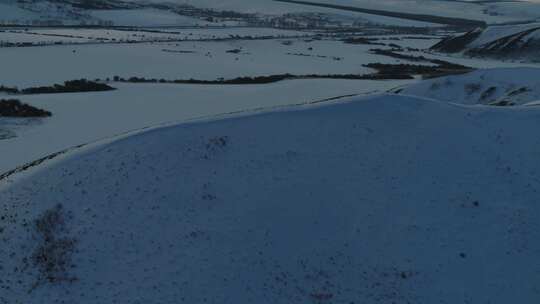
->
xmin=30 ymin=204 xmax=77 ymax=291
xmin=0 ymin=99 xmax=52 ymax=117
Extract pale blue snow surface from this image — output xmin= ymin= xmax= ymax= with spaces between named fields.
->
xmin=1 ymin=94 xmax=540 ymax=303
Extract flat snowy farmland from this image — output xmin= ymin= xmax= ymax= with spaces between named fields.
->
xmin=0 ymin=38 xmax=398 ymax=87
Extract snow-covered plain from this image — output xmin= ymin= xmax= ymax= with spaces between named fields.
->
xmin=2 ymin=28 xmax=539 ymax=174
xmin=3 ymin=28 xmax=536 ymax=89
xmin=0 ymin=29 xmax=447 ymax=175
xmin=0 ymin=79 xmax=412 ymax=175
xmin=0 ymin=37 xmax=406 ymax=87
xmin=1 ymin=94 xmax=540 ymax=303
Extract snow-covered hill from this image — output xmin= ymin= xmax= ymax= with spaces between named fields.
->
xmin=396 ymin=68 xmax=540 ymax=106
xmin=432 ymin=23 xmax=540 ymax=61
xmin=1 ymin=94 xmax=540 ymax=303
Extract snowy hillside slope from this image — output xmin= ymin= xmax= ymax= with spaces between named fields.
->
xmin=1 ymin=94 xmax=540 ymax=303
xmin=432 ymin=23 xmax=540 ymax=60
xmin=397 ymin=68 xmax=540 ymax=106
xmin=468 ymin=23 xmax=540 ymax=48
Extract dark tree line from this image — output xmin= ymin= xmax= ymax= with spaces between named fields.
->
xmin=21 ymin=79 xmax=115 ymax=94
xmin=111 ymin=73 xmax=414 ymax=85
xmin=0 ymin=79 xmax=116 ymax=95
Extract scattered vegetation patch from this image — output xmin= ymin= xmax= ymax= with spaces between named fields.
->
xmin=0 ymin=99 xmax=52 ymax=117
xmin=28 ymin=204 xmax=77 ymax=292
xmin=201 ymin=136 xmax=230 ymax=159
